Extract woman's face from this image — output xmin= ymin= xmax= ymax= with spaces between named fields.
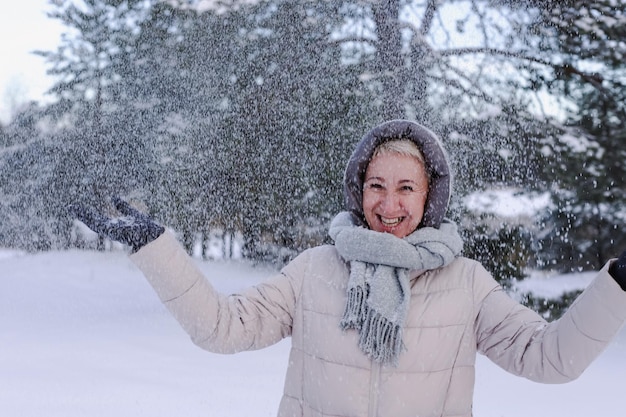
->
xmin=362 ymin=152 xmax=429 ymax=238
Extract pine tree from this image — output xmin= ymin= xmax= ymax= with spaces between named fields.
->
xmin=216 ymin=0 xmax=376 ymax=262
xmin=533 ymin=0 xmax=626 ymax=271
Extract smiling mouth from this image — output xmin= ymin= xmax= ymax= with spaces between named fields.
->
xmin=379 ymin=216 xmax=404 ymax=227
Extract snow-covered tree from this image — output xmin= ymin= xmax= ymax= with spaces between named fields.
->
xmin=533 ymin=0 xmax=626 ymax=271
xmin=6 ymin=0 xmax=624 ymax=278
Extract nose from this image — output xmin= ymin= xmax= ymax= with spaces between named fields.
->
xmin=379 ymin=191 xmax=400 ymax=213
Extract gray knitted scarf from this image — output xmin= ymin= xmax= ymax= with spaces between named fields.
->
xmin=328 ymin=212 xmax=464 ymax=365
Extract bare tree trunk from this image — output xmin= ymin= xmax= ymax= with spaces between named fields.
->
xmin=182 ymin=229 xmax=195 ymax=256
xmin=222 ymin=229 xmax=232 ymax=259
xmin=372 ymin=0 xmax=404 ymax=120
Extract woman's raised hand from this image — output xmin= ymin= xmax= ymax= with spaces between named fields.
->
xmin=69 ymin=196 xmax=164 ymax=252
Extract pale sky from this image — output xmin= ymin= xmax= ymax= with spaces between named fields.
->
xmin=0 ymin=0 xmax=64 ymax=124
xmin=0 ymin=1 xmax=564 ymax=125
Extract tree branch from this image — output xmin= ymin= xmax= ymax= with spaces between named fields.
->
xmin=420 ymin=0 xmax=439 ymax=36
xmin=439 ymin=47 xmax=608 ymax=92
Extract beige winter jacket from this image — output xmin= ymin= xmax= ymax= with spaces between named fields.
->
xmin=132 ymin=231 xmax=626 ymax=417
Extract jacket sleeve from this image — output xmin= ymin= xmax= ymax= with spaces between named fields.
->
xmin=130 ymin=230 xmax=301 ymax=354
xmin=474 ymin=260 xmax=626 ymax=383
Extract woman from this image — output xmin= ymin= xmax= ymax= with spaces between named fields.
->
xmin=72 ymin=119 xmax=626 ymax=417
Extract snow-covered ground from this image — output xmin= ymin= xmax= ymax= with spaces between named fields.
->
xmin=2 ymin=248 xmax=625 ymax=417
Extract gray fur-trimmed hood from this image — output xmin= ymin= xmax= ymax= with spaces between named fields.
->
xmin=343 ymin=119 xmax=452 ymax=229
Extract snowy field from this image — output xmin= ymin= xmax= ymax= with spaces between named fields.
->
xmin=2 ymin=248 xmax=625 ymax=417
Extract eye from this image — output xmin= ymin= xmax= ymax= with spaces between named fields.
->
xmin=365 ymin=181 xmax=384 ymax=190
xmin=398 ymin=182 xmax=428 ymax=194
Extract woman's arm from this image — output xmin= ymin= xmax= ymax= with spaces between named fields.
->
xmin=132 ymin=230 xmax=300 ymax=354
xmin=71 ymin=198 xmax=300 ymax=354
xmin=474 ymin=261 xmax=626 ymax=383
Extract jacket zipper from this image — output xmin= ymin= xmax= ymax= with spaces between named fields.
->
xmin=368 ymin=361 xmax=381 ymax=417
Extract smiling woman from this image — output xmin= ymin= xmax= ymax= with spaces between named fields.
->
xmin=362 ymin=149 xmax=429 ymax=238
xmin=0 ymin=0 xmax=63 ymax=123
xmin=70 ymin=119 xmax=626 ymax=417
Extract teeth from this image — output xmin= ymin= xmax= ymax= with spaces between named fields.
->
xmin=380 ymin=216 xmax=402 ymax=226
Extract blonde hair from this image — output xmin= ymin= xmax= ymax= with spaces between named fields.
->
xmin=372 ymin=139 xmax=428 ymax=178
xmin=373 ymin=139 xmax=426 ymax=164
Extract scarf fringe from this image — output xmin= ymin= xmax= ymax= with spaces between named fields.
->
xmin=340 ymin=287 xmax=403 ymax=366
xmin=359 ymin=307 xmax=403 ymax=366
xmin=340 ymin=286 xmax=367 ymax=330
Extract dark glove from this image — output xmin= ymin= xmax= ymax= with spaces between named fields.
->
xmin=70 ymin=196 xmax=165 ymax=252
xmin=609 ymin=250 xmax=626 ymax=291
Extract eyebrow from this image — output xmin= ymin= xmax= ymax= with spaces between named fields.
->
xmin=364 ymin=177 xmax=422 ymax=185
